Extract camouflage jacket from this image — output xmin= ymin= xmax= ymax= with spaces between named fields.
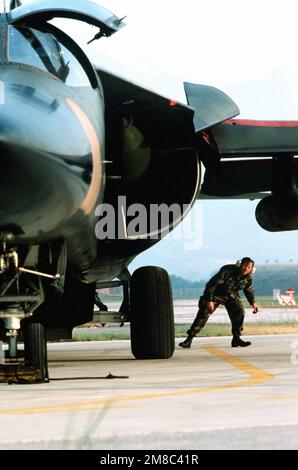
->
xmin=203 ymin=264 xmax=255 ymax=305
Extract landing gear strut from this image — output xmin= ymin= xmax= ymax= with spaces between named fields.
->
xmin=0 ymin=237 xmax=64 ymax=382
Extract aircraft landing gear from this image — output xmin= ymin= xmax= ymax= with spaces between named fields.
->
xmin=0 ymin=292 xmax=49 ymax=383
xmin=130 ymin=266 xmax=175 ymax=359
xmin=0 ymin=240 xmax=63 ymax=383
xmin=3 ymin=313 xmax=21 ymax=360
xmin=93 ymin=266 xmax=175 ymax=360
xmin=22 ymin=321 xmax=48 ymax=382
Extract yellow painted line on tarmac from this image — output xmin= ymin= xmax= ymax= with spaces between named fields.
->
xmin=262 ymin=396 xmax=298 ymax=401
xmin=1 ymin=404 xmax=140 ymax=415
xmin=203 ymin=345 xmax=275 ymax=387
xmin=0 ymin=345 xmax=274 ymax=415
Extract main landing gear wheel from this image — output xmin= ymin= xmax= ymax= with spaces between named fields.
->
xmin=130 ymin=266 xmax=175 ymax=359
xmin=23 ymin=323 xmax=49 ymax=382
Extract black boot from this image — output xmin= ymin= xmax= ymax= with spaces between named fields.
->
xmin=231 ymin=336 xmax=251 ymax=347
xmin=179 ymin=331 xmax=194 ymax=349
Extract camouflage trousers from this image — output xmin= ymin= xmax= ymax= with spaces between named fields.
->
xmin=188 ymin=295 xmax=245 ymax=337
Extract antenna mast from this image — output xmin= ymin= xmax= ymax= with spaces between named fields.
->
xmin=10 ymin=0 xmax=22 ymax=10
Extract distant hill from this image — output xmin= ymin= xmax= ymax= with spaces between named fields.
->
xmin=170 ymin=264 xmax=298 ymax=298
xmin=170 ymin=275 xmax=205 ymax=289
xmin=253 ymin=264 xmax=298 ymax=296
xmin=170 ymin=275 xmax=204 ymax=299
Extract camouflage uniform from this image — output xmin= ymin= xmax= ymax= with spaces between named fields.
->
xmin=188 ymin=264 xmax=255 ymax=337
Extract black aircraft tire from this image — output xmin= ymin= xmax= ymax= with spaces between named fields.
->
xmin=24 ymin=323 xmax=48 ymax=382
xmin=130 ymin=266 xmax=175 ymax=359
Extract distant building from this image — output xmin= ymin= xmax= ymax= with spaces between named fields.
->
xmin=276 ymin=288 xmax=296 ymax=306
xmin=273 ymin=289 xmax=280 ymax=300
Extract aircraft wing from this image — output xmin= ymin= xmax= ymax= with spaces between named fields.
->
xmin=183 ymin=83 xmax=298 ymax=200
xmin=96 ymin=67 xmax=194 ymax=120
xmin=183 ymin=82 xmax=240 ymax=132
xmin=212 ymin=119 xmax=298 ymax=155
xmin=95 ymin=70 xmax=296 ymax=201
xmin=198 ymin=119 xmax=298 ymax=200
xmin=95 ymin=68 xmax=245 ymax=151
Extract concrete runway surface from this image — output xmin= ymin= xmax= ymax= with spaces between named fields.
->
xmin=0 ymin=334 xmax=298 ymax=450
xmin=101 ymin=301 xmax=298 ymax=324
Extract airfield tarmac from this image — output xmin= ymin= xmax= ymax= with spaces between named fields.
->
xmin=0 ymin=334 xmax=298 ymax=450
xmin=101 ymin=300 xmax=298 ymax=324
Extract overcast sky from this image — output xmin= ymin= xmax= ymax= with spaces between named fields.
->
xmin=1 ymin=1 xmax=297 ymax=278
xmin=55 ymin=0 xmax=298 ymax=278
xmin=78 ymin=0 xmax=298 ymax=119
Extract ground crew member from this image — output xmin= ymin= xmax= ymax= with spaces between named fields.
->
xmin=179 ymin=257 xmax=259 ymax=348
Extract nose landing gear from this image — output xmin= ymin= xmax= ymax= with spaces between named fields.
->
xmin=0 ymin=238 xmax=54 ymax=383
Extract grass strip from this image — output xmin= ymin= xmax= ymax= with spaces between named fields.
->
xmin=72 ymin=322 xmax=298 ymax=341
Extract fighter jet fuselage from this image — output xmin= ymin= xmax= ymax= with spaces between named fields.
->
xmin=0 ymin=1 xmax=243 ymax=375
xmin=2 ymin=1 xmax=298 ymax=380
xmin=0 ymin=20 xmax=105 ymax=274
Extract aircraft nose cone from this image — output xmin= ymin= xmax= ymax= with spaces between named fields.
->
xmin=0 ymin=83 xmax=97 ymax=241
xmin=0 ymin=139 xmax=32 ymax=237
xmin=0 ymin=137 xmax=69 ymax=239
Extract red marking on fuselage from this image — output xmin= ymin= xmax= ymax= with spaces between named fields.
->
xmin=224 ymin=119 xmax=298 ymax=128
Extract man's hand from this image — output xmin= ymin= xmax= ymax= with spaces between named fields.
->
xmin=252 ymin=302 xmax=259 ymax=314
xmin=207 ymin=301 xmax=215 ymax=313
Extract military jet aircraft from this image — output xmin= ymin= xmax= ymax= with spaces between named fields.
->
xmin=1 ymin=0 xmax=298 ymax=381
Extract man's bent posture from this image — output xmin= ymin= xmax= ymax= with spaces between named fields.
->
xmin=179 ymin=257 xmax=259 ymax=349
